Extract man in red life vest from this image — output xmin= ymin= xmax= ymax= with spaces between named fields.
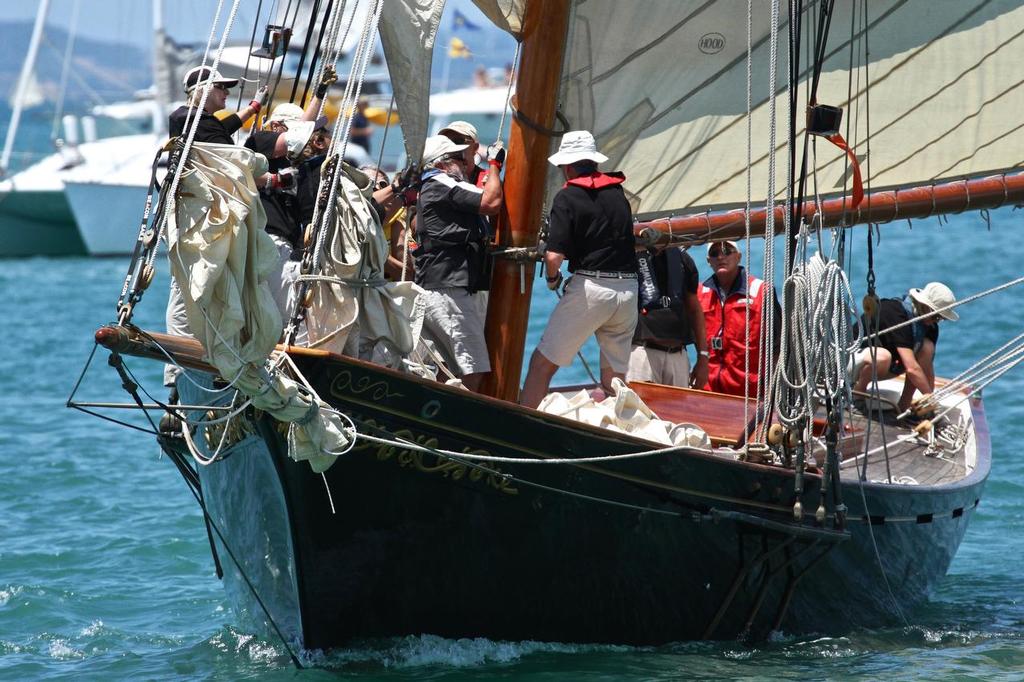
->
xmin=698 ymin=240 xmax=781 ymax=397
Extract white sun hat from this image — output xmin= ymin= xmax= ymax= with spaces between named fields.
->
xmin=268 ymin=103 xmax=305 ymax=124
xmin=422 ymin=135 xmax=469 ymax=166
xmin=909 ymin=281 xmax=959 ymax=321
xmin=182 ymin=66 xmax=238 ymax=93
xmin=547 ymin=130 xmax=609 ymax=166
xmin=439 ymin=120 xmax=479 ymax=143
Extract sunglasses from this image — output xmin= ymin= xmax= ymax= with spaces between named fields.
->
xmin=213 ymin=83 xmax=230 ymax=92
xmin=376 ymin=180 xmax=389 ymax=190
xmin=708 ymin=248 xmax=737 ymax=258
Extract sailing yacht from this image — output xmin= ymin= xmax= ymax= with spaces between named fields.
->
xmin=76 ymin=0 xmax=1024 ymax=654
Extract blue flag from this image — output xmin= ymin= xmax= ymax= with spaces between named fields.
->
xmin=452 ymin=9 xmax=481 ymax=31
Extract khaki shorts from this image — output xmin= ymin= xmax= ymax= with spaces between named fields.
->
xmin=421 ymin=287 xmax=491 ymax=376
xmin=536 ymin=275 xmax=638 ymax=372
xmin=626 ymin=345 xmax=691 ymax=387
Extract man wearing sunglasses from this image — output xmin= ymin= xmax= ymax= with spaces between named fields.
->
xmin=414 ymin=134 xmax=505 ymax=392
xmin=168 ymin=66 xmax=268 ymax=145
xmin=697 ymin=240 xmax=781 ymax=398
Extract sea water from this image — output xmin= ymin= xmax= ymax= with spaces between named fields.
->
xmin=1 ymin=208 xmax=1023 ymax=679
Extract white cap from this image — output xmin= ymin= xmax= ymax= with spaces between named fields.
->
xmin=268 ymin=102 xmax=305 ymax=124
xmin=909 ymin=282 xmax=959 ymax=321
xmin=422 ymin=135 xmax=469 ymax=166
xmin=182 ymin=66 xmax=238 ymax=94
xmin=439 ymin=120 xmax=479 ymax=143
xmin=547 ymin=130 xmax=608 ymax=166
xmin=706 ymin=240 xmax=739 ymax=255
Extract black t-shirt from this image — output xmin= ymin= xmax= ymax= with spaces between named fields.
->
xmin=633 ymin=248 xmax=699 ymax=345
xmin=861 ymin=296 xmax=939 ymax=370
xmin=413 ymin=171 xmax=487 ymax=291
xmin=243 ymin=130 xmax=299 ymax=247
xmin=168 ymin=106 xmax=242 ymax=144
xmin=547 ymin=174 xmax=636 ymax=273
xmin=295 ymin=155 xmax=327 ymax=227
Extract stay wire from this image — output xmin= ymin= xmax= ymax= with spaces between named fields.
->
xmin=289 ymin=0 xmax=323 ymax=103
xmin=161 ymin=441 xmax=304 ymax=668
xmin=300 ymin=0 xmax=335 ymax=106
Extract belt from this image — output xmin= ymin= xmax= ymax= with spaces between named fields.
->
xmin=575 ymin=269 xmax=637 ymax=280
xmin=637 ymin=340 xmax=684 ymax=353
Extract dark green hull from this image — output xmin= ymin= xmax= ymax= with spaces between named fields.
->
xmin=169 ymin=351 xmax=989 ymax=650
xmin=0 ymin=189 xmax=85 ymax=257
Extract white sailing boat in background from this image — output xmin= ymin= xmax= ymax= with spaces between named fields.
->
xmin=0 ymin=0 xmax=166 ymax=257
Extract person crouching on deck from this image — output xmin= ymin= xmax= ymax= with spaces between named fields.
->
xmin=697 ymin=240 xmax=781 ymax=398
xmin=852 ymin=281 xmax=958 ymax=414
xmin=519 ymin=130 xmax=638 ymax=408
xmin=414 ymin=135 xmax=505 ymax=392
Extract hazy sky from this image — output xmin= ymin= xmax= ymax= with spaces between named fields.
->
xmin=0 ymin=0 xmax=493 ymax=49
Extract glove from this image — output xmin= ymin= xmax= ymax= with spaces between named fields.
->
xmin=545 ymin=270 xmax=563 ymax=291
xmin=486 ymin=141 xmax=506 ymax=167
xmin=250 ymin=85 xmax=270 ymax=112
xmin=391 ymin=164 xmax=421 ymax=205
xmin=270 ymin=167 xmax=297 ymax=190
xmin=316 ymin=65 xmax=338 ymax=99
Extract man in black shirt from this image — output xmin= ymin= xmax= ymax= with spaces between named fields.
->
xmin=853 ymin=281 xmax=958 ymax=413
xmin=167 ymin=66 xmax=267 ymax=144
xmin=520 ymin=130 xmax=638 ymax=408
xmin=415 ymin=134 xmax=504 ymax=392
xmin=628 ymin=247 xmax=709 ymax=388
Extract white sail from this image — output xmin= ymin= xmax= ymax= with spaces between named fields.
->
xmin=480 ymin=0 xmax=1024 ymax=219
xmin=378 ymin=0 xmax=447 ymax=163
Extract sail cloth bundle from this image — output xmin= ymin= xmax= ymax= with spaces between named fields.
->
xmin=537 ymin=378 xmax=710 ymax=448
xmin=165 ymin=141 xmax=350 ymax=472
xmin=303 ymin=163 xmax=425 ymax=365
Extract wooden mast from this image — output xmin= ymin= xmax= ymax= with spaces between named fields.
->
xmin=480 ymin=0 xmax=572 ymax=401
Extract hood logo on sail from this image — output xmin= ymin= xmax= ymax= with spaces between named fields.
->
xmin=699 ymin=33 xmax=726 ymax=54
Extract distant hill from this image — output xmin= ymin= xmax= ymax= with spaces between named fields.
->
xmin=0 ymin=21 xmax=151 ymax=114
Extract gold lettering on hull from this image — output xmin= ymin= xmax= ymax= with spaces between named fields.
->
xmin=331 ymin=370 xmax=404 ymax=401
xmin=353 ymin=417 xmax=518 ymax=495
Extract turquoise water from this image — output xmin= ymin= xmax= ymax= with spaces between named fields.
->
xmin=2 ymin=210 xmax=1024 ymax=678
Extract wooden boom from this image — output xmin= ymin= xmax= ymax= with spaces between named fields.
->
xmin=634 ymin=171 xmax=1024 ymax=246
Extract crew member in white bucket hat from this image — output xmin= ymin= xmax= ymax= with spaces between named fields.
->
xmin=520 ymin=130 xmax=638 ymax=408
xmin=414 ymin=134 xmax=506 ymax=392
xmin=853 ymin=281 xmax=959 ymax=414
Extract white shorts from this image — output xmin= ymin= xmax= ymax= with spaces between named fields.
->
xmin=536 ymin=275 xmax=638 ymax=373
xmin=420 ymin=287 xmax=491 ymax=376
xmin=626 ymin=345 xmax=691 ymax=387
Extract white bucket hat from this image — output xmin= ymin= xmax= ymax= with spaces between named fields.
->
xmin=182 ymin=66 xmax=238 ymax=94
xmin=548 ymin=130 xmax=608 ymax=166
xmin=268 ymin=102 xmax=305 ymax=124
xmin=439 ymin=120 xmax=479 ymax=143
xmin=422 ymin=135 xmax=469 ymax=166
xmin=909 ymin=282 xmax=959 ymax=321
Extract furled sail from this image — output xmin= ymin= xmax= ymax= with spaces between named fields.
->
xmin=166 ymin=142 xmax=351 ymax=472
xmin=487 ymin=0 xmax=1024 ymax=220
xmin=378 ymin=0 xmax=447 ymax=163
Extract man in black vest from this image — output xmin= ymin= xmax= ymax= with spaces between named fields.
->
xmin=628 ymin=247 xmax=709 ymax=388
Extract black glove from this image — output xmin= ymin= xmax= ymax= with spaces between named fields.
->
xmin=316 ymin=65 xmax=338 ymax=99
xmin=391 ymin=165 xmax=422 ymax=206
xmin=270 ymin=167 xmax=297 ymax=190
xmin=486 ymin=142 xmax=506 ymax=166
